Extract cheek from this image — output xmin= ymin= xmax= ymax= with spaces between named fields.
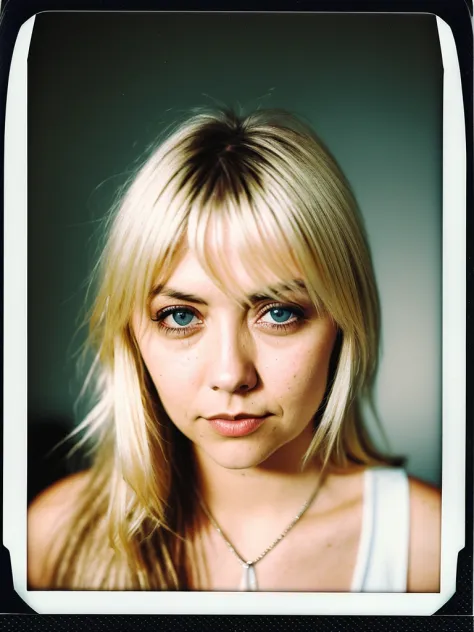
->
xmin=140 ymin=341 xmax=202 ymax=412
xmin=266 ymin=338 xmax=334 ymax=409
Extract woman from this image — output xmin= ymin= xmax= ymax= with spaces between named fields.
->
xmin=28 ymin=107 xmax=441 ymax=592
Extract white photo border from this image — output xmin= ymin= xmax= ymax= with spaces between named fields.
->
xmin=3 ymin=11 xmax=466 ymax=615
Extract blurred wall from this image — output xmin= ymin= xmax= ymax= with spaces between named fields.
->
xmin=28 ymin=13 xmax=442 ymax=488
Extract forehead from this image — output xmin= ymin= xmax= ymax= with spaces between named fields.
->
xmin=155 ymin=248 xmax=304 ymax=302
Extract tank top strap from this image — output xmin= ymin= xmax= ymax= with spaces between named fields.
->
xmin=351 ymin=467 xmax=410 ymax=592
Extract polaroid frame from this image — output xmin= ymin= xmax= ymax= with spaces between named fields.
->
xmin=2 ymin=6 xmax=469 ymax=619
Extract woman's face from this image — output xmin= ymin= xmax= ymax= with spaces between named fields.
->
xmin=133 ymin=249 xmax=337 ymax=471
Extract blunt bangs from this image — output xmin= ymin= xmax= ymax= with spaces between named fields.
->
xmin=184 ymin=188 xmax=322 ymax=310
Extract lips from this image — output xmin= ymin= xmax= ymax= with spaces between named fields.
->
xmin=205 ymin=413 xmax=269 ymax=437
xmin=207 ymin=412 xmax=268 ymax=421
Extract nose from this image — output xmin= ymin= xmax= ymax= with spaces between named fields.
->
xmin=208 ymin=324 xmax=258 ymax=394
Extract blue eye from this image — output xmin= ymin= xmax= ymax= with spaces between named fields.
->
xmin=261 ymin=307 xmax=295 ymax=324
xmin=269 ymin=308 xmax=293 ymax=322
xmin=152 ymin=307 xmax=201 ymax=332
xmin=171 ymin=310 xmax=195 ymax=327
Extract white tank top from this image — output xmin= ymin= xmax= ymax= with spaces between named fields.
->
xmin=350 ymin=467 xmax=410 ymax=592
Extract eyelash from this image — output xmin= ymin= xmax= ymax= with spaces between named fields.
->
xmin=150 ymin=303 xmax=306 ymax=337
xmin=151 ymin=306 xmax=203 ymax=337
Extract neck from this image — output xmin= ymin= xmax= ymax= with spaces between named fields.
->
xmin=192 ymin=425 xmax=326 ymax=521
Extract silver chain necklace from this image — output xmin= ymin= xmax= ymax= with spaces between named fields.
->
xmin=198 ymin=476 xmax=323 ymax=591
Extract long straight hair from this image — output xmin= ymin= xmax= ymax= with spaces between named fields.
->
xmin=51 ymin=107 xmax=401 ymax=589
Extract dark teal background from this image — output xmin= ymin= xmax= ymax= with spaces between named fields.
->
xmin=27 ymin=12 xmax=442 ymax=492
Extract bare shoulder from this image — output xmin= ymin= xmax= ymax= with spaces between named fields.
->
xmin=28 ymin=470 xmax=91 ymax=588
xmin=407 ymin=476 xmax=442 ymax=592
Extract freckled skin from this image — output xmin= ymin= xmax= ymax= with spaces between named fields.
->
xmin=133 ymin=251 xmax=337 ymax=472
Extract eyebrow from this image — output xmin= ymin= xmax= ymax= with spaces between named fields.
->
xmin=149 ymin=286 xmax=209 ymax=305
xmin=148 ymin=279 xmax=308 ymax=305
xmin=247 ymin=279 xmax=308 ymax=303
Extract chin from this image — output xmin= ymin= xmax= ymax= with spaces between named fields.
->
xmin=201 ymin=442 xmax=280 ymax=471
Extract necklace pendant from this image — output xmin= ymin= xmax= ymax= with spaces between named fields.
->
xmin=240 ymin=563 xmax=258 ymax=591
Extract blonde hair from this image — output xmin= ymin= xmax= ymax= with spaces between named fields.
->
xmin=51 ymin=107 xmax=400 ymax=590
